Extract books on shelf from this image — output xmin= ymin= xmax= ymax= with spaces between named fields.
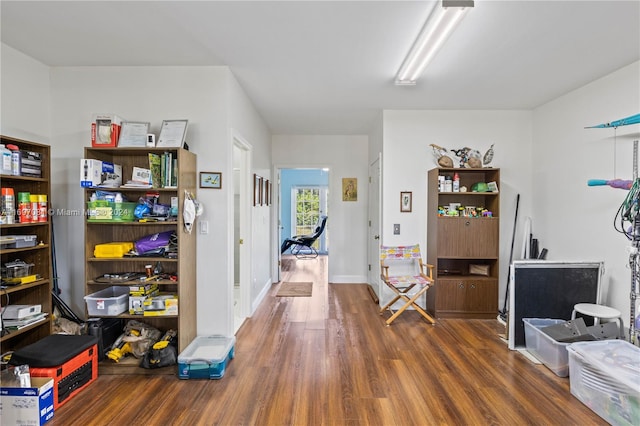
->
xmin=148 ymin=152 xmax=178 ymax=189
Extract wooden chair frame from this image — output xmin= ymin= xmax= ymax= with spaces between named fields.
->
xmin=379 ymin=245 xmax=436 ymax=326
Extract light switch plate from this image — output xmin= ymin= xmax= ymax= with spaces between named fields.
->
xmin=393 ymin=224 xmax=400 ymax=235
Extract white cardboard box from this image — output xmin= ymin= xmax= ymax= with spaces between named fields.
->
xmin=0 ymin=377 xmax=54 ymax=425
xmin=80 ymin=159 xmax=122 ymax=188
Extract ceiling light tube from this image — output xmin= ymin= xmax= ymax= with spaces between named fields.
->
xmin=396 ymin=1 xmax=473 ymax=85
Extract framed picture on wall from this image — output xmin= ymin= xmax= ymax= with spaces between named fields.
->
xmin=199 ymin=172 xmax=221 ymax=189
xmin=400 ymin=191 xmax=412 ymax=212
xmin=253 ymin=174 xmax=260 ymax=206
xmin=264 ymin=179 xmax=270 ymax=206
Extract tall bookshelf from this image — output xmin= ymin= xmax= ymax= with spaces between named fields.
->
xmin=426 ymin=167 xmax=500 ymax=319
xmin=83 ymin=147 xmax=197 ymax=374
xmin=1 ymin=136 xmax=52 ymax=350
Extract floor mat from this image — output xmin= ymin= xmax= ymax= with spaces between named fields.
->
xmin=277 ymin=282 xmax=313 ymax=297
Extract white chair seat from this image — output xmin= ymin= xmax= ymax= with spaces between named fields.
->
xmin=571 ymin=303 xmax=625 ymax=338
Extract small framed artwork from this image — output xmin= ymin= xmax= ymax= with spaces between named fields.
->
xmin=342 ymin=178 xmax=357 ymax=201
xmin=400 ymin=191 xmax=412 ymax=212
xmin=118 ymin=121 xmax=150 ymax=147
xmin=200 ymin=172 xmax=222 ymax=189
xmin=264 ymin=179 xmax=270 ymax=206
xmin=253 ymin=174 xmax=261 ymax=206
xmin=157 ymin=119 xmax=189 ymax=148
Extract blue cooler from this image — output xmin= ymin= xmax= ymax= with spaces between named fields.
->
xmin=178 ymin=335 xmax=235 ymax=379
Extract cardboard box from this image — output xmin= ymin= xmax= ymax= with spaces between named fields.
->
xmin=0 ymin=377 xmax=54 ymax=425
xmin=80 ymin=159 xmax=122 ymax=188
xmin=143 ymin=294 xmax=178 ymax=316
xmin=129 ymin=288 xmax=160 ymax=315
xmin=91 ymin=114 xmax=123 ymax=148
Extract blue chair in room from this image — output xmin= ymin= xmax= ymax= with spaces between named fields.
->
xmin=280 ymin=216 xmax=328 ymax=259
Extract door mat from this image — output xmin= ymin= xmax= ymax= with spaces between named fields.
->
xmin=277 ymin=282 xmax=313 ymax=297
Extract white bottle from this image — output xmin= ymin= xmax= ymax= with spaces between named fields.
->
xmin=0 ymin=144 xmax=11 ymax=175
xmin=453 ymin=173 xmax=460 ymax=192
xmin=7 ymin=144 xmax=21 ymax=176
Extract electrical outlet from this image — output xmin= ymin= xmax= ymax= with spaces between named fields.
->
xmin=393 ymin=224 xmax=400 ymax=235
xmin=199 ymin=221 xmax=209 ymax=234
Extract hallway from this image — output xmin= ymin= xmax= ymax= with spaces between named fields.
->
xmin=48 ymin=255 xmax=604 ymax=425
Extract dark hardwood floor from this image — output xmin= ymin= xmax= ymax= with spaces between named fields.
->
xmin=49 ymin=255 xmax=605 ymax=425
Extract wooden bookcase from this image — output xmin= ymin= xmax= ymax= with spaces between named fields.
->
xmin=83 ymin=147 xmax=197 ymax=374
xmin=426 ymin=167 xmax=500 ymax=319
xmin=1 ymin=136 xmax=52 ymax=350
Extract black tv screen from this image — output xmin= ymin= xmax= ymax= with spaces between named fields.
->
xmin=508 ymin=261 xmax=602 ymax=349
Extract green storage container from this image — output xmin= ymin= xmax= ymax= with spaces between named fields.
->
xmin=87 ymin=201 xmax=136 ymax=222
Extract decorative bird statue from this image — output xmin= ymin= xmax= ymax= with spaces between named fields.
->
xmin=483 ymin=144 xmax=495 ymax=166
xmin=451 ymin=147 xmax=472 ymax=167
xmin=429 ymin=144 xmax=453 ymax=167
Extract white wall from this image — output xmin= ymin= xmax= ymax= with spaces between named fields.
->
xmin=0 ymin=48 xmax=274 ymax=337
xmin=381 ymin=110 xmax=534 ymax=310
xmin=532 ymin=61 xmax=640 ymax=319
xmin=229 ymin=74 xmax=272 ymax=312
xmin=0 ymin=45 xmax=51 ymax=143
xmin=272 ymin=135 xmax=369 ymax=283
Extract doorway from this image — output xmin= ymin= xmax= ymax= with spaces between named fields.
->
xmin=367 ymin=154 xmax=382 ymax=299
xmin=233 ymin=137 xmax=251 ymax=333
xmin=277 ymin=168 xmax=329 ymax=280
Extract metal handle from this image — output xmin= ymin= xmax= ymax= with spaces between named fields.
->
xmin=374 ymin=235 xmax=380 ymax=240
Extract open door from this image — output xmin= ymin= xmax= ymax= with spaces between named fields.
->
xmin=233 ymin=137 xmax=252 ymax=333
xmin=367 ymin=154 xmax=382 ymax=300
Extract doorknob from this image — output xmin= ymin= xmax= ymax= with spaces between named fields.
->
xmin=374 ymin=235 xmax=380 ymax=240
xmin=239 ymin=239 xmax=244 ymax=244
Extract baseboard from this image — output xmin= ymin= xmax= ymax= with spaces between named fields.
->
xmin=252 ymin=278 xmax=272 ymax=313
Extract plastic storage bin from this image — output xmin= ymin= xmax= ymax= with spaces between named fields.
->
xmin=568 ymin=340 xmax=640 ymax=425
xmin=87 ymin=201 xmax=136 ymax=222
xmin=84 ymin=286 xmax=129 ymax=316
xmin=1 ymin=235 xmax=37 ymax=248
xmin=523 ymin=318 xmax=571 ymax=377
xmin=178 ymin=335 xmax=235 ymax=379
xmin=94 ymin=242 xmax=134 ymax=258
xmin=1 ymin=260 xmax=34 ymax=278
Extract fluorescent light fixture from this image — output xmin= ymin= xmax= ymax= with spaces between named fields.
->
xmin=396 ymin=0 xmax=474 ymax=85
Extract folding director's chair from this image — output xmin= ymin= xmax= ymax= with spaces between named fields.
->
xmin=379 ymin=244 xmax=436 ymax=326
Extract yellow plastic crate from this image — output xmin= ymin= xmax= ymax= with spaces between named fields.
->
xmin=94 ymin=242 xmax=133 ymax=258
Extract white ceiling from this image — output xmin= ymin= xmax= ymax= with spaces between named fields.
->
xmin=2 ymin=1 xmax=639 ymax=135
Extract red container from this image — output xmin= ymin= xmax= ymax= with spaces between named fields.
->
xmin=29 ymin=343 xmax=98 ymax=409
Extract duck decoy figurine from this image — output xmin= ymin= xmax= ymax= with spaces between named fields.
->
xmin=483 ymin=144 xmax=495 ymax=166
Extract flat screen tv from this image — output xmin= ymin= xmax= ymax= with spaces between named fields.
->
xmin=508 ymin=260 xmax=603 ymax=349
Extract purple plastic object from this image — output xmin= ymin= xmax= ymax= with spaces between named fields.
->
xmin=135 ymin=231 xmax=174 ymax=254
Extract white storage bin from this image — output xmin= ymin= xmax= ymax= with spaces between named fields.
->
xmin=568 ymin=340 xmax=640 ymax=425
xmin=523 ymin=318 xmax=570 ymax=377
xmin=84 ymin=286 xmax=129 ymax=316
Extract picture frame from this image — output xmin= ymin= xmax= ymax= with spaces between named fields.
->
xmin=118 ymin=121 xmax=150 ymax=147
xmin=253 ymin=174 xmax=261 ymax=206
xmin=400 ymin=191 xmax=412 ymax=212
xmin=342 ymin=177 xmax=357 ymax=201
xmin=199 ymin=172 xmax=222 ymax=189
xmin=157 ymin=119 xmax=189 ymax=148
xmin=264 ymin=179 xmax=270 ymax=206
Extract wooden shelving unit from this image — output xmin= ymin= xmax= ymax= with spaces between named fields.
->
xmin=83 ymin=147 xmax=197 ymax=374
xmin=426 ymin=167 xmax=500 ymax=319
xmin=1 ymin=136 xmax=52 ymax=350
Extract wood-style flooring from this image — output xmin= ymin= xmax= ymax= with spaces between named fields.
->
xmin=48 ymin=255 xmax=605 ymax=425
